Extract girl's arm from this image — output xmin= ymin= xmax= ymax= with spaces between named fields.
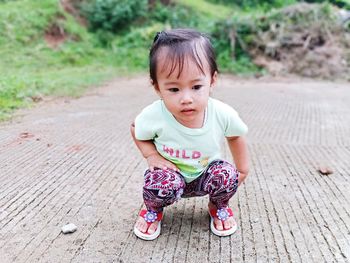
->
xmin=130 ymin=123 xmax=179 ymax=172
xmin=226 ymin=136 xmax=249 ymax=186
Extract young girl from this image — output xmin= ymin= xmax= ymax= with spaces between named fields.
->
xmin=131 ymin=28 xmax=249 ymax=240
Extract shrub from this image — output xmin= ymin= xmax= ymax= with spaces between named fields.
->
xmin=207 ymin=0 xmax=297 ymax=9
xmin=304 ymin=1 xmax=350 ymax=9
xmin=82 ymin=0 xmax=148 ymax=33
xmin=148 ymin=2 xmax=202 ymax=28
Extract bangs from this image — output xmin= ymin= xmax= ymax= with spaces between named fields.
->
xmin=158 ymin=40 xmax=207 ymax=79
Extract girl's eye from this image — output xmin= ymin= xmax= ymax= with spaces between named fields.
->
xmin=169 ymin=88 xmax=179 ymax=92
xmin=193 ymin=85 xmax=202 ymax=90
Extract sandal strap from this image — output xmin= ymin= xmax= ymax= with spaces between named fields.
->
xmin=209 ymin=207 xmax=233 ymax=221
xmin=139 ymin=209 xmax=163 ymax=224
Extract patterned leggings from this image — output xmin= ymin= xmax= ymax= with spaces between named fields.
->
xmin=143 ymin=160 xmax=239 ymax=212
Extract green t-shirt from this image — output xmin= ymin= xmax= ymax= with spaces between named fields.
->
xmin=135 ymin=97 xmax=248 ymax=183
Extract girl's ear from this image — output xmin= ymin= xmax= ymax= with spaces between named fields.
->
xmin=210 ymin=71 xmax=218 ymax=92
xmin=155 ymin=87 xmax=162 ymax=98
xmin=151 ymin=79 xmax=162 ymax=98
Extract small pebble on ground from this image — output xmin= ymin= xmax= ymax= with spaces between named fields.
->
xmin=61 ymin=223 xmax=77 ymax=234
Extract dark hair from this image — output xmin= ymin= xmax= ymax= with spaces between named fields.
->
xmin=149 ymin=28 xmax=218 ymax=85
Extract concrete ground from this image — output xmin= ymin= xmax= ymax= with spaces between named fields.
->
xmin=0 ymin=75 xmax=349 ymax=263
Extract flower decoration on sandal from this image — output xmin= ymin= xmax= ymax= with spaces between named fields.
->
xmin=143 ymin=210 xmax=158 ymax=223
xmin=216 ymin=208 xmax=230 ymax=221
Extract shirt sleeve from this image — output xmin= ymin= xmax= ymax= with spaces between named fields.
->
xmin=134 ymin=102 xmax=158 ymax=141
xmin=224 ymin=108 xmax=248 ymax=137
xmin=217 ymin=101 xmax=248 ymax=137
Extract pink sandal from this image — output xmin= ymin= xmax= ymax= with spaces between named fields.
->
xmin=209 ymin=207 xmax=237 ymax=236
xmin=133 ymin=209 xmax=163 ymax=241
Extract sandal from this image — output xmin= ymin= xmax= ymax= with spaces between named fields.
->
xmin=209 ymin=207 xmax=237 ymax=237
xmin=133 ymin=209 xmax=163 ymax=241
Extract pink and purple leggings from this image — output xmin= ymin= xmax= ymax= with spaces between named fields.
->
xmin=143 ymin=160 xmax=239 ymax=212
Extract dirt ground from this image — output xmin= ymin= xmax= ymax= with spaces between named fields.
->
xmin=0 ymin=75 xmax=349 ymax=262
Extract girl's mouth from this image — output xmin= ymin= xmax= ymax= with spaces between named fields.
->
xmin=181 ymin=108 xmax=195 ymax=115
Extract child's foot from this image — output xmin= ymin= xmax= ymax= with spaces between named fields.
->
xmin=133 ymin=209 xmax=163 ymax=240
xmin=208 ymin=201 xmax=237 ymax=236
xmin=135 ymin=215 xmax=159 ymax=234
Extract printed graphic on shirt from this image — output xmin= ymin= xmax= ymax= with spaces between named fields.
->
xmin=198 ymin=157 xmax=210 ymax=167
xmin=162 ymin=145 xmax=201 ymax=159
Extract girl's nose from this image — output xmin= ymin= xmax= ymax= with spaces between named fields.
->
xmin=180 ymin=91 xmax=193 ymax=104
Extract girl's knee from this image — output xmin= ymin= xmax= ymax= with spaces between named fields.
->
xmin=143 ymin=169 xmax=185 ymax=209
xmin=204 ymin=160 xmax=239 ymax=192
xmin=144 ymin=168 xmax=185 ymax=193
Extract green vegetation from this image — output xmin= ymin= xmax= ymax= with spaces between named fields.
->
xmin=82 ymin=0 xmax=148 ymax=32
xmin=177 ymin=0 xmax=234 ymax=19
xmin=1 ymin=0 xmax=349 ymax=120
xmin=207 ymin=0 xmax=350 ymax=9
xmin=0 ymin=0 xmax=135 ymax=120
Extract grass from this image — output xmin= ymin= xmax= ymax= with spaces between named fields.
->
xmin=0 ymin=0 xmax=146 ymax=120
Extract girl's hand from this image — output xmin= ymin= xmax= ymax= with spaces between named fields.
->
xmin=238 ymin=171 xmax=248 ymax=186
xmin=146 ymin=152 xmax=179 ymax=172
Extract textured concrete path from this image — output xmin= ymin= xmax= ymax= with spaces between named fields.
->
xmin=0 ymin=75 xmax=349 ymax=263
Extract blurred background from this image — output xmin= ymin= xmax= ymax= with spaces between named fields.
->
xmin=0 ymin=0 xmax=349 ymax=120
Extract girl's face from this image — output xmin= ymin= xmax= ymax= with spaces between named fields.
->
xmin=154 ymin=51 xmax=217 ymax=129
